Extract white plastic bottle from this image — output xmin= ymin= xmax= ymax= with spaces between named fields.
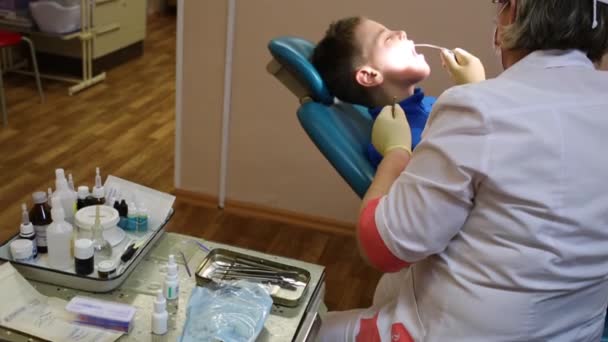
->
xmin=47 ymin=197 xmax=74 ymax=270
xmin=47 ymin=188 xmax=53 ymax=207
xmin=151 ymin=290 xmax=168 ymax=335
xmin=127 ymin=198 xmax=138 ymax=232
xmin=137 ymin=201 xmax=148 ymax=233
xmin=163 ymin=254 xmax=179 ymax=301
xmin=68 ymin=173 xmax=76 ymax=192
xmin=52 ymin=169 xmax=77 ymax=224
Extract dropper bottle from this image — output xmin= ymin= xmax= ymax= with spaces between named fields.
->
xmin=91 ymin=167 xmax=105 ymax=205
xmin=19 ymin=203 xmax=37 ymax=258
xmin=151 ymin=290 xmax=168 ymax=335
xmin=163 ymin=254 xmax=179 ymax=304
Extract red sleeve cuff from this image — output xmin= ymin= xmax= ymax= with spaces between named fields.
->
xmin=358 ymin=197 xmax=410 ymax=272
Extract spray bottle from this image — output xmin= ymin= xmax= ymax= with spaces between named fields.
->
xmin=151 ymin=290 xmax=168 ymax=335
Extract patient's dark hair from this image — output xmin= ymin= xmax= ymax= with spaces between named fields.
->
xmin=311 ymin=17 xmax=375 ymax=107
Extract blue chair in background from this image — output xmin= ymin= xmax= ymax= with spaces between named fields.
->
xmin=266 ymin=36 xmax=375 ymax=198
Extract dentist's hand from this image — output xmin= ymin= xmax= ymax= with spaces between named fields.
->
xmin=372 ymin=104 xmax=412 ymax=156
xmin=441 ymin=48 xmax=486 ymax=85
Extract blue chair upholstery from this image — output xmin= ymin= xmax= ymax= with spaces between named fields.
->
xmin=268 ymin=36 xmax=375 ymax=198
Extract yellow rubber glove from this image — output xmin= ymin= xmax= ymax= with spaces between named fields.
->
xmin=371 ymin=103 xmax=412 ymax=156
xmin=440 ymin=48 xmax=486 ymax=85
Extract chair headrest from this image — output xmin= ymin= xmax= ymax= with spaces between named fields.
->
xmin=268 ymin=36 xmax=334 ymax=105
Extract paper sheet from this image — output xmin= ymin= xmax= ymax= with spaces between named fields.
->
xmin=0 ymin=263 xmax=122 ymax=342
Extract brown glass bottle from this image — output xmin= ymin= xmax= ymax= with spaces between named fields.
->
xmin=30 ymin=192 xmax=53 ymax=254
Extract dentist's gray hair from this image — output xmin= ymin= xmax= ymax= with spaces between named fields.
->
xmin=500 ymin=0 xmax=608 ymax=61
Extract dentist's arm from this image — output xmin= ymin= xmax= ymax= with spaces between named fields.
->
xmin=358 ymin=104 xmax=412 ymax=267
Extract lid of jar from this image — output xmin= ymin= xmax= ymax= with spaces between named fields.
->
xmin=97 ymin=260 xmax=117 ymax=273
xmin=10 ymin=239 xmax=33 ymax=259
xmin=92 ymin=186 xmax=105 ymax=199
xmin=32 ymin=191 xmax=47 ymax=204
xmin=77 ymin=186 xmax=89 ymax=199
xmin=75 ymin=205 xmax=119 ymax=231
xmin=20 ymin=222 xmax=34 ymax=235
xmin=74 ymin=239 xmax=94 ymax=259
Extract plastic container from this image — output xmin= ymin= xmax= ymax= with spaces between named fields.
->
xmin=51 ymin=169 xmax=77 ymax=224
xmin=152 ymin=290 xmax=168 ymax=335
xmin=163 ymin=255 xmax=179 ymax=301
xmin=91 ymin=187 xmax=106 ymax=205
xmin=47 ymin=197 xmax=74 ymax=270
xmin=74 ymin=205 xmax=124 ymax=246
xmin=29 ymin=1 xmax=81 ymax=34
xmin=97 ymin=260 xmax=117 ymax=279
xmin=77 ymin=186 xmax=90 ymax=210
xmin=137 ymin=202 xmax=149 ymax=233
xmin=10 ymin=239 xmax=34 ymax=263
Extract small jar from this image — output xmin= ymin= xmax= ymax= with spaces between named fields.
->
xmin=10 ymin=239 xmax=34 ymax=263
xmin=74 ymin=239 xmax=94 ymax=275
xmin=97 ymin=260 xmax=117 ymax=279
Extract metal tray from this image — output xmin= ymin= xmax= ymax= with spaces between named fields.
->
xmin=195 ymin=248 xmax=311 ymax=307
xmin=0 ymin=209 xmax=173 ymax=293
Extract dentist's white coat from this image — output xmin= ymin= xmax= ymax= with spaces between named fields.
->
xmin=322 ymin=49 xmax=608 ymax=342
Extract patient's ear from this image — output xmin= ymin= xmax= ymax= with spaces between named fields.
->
xmin=355 ymin=66 xmax=383 ymax=87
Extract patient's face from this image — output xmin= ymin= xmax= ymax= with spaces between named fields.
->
xmin=355 ymin=18 xmax=430 ymax=85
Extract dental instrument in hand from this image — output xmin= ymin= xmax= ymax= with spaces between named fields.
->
xmin=392 ymin=97 xmax=396 ymax=119
xmin=415 ymin=44 xmax=457 ymax=60
xmin=415 ymin=43 xmax=448 ymax=51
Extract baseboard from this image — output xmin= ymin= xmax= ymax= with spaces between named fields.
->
xmin=173 ymin=188 xmax=219 ymax=208
xmin=173 ymin=189 xmax=356 ymax=236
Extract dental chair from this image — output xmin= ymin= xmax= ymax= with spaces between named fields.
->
xmin=266 ymin=36 xmax=375 ymax=198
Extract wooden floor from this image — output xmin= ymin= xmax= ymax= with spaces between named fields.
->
xmin=0 ymin=14 xmax=382 ymax=311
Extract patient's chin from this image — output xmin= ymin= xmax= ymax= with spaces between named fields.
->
xmin=391 ymin=68 xmax=430 ymax=85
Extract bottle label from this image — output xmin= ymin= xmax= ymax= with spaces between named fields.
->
xmin=165 ymin=284 xmax=178 ymax=300
xmin=34 ymin=225 xmax=49 ymax=247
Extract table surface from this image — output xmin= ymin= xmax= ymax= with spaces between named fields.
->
xmin=0 ymin=232 xmax=326 ymax=342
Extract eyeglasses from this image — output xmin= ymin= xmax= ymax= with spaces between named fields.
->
xmin=491 ymin=0 xmax=508 ymax=4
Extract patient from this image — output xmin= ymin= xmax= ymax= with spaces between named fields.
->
xmin=311 ymin=16 xmax=435 ymax=168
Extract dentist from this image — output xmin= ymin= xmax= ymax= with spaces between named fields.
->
xmin=318 ymin=0 xmax=608 ymax=341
